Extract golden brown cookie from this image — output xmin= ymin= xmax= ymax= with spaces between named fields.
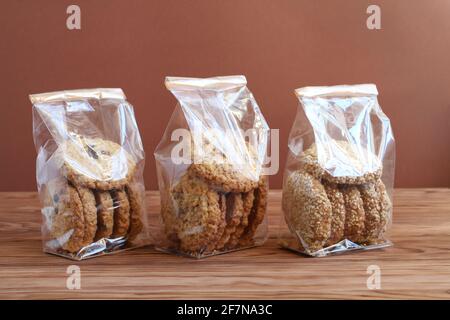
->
xmin=125 ymin=183 xmax=144 ymax=241
xmin=93 ymin=190 xmax=114 ymax=241
xmin=50 ymin=184 xmax=85 ymax=253
xmin=358 ymin=181 xmax=382 ymax=243
xmin=226 ymin=190 xmax=254 ymax=249
xmin=188 ymin=142 xmax=259 ymax=193
xmin=75 ymin=186 xmax=97 ymax=247
xmin=323 ymin=182 xmax=346 ymax=247
xmin=282 ymin=171 xmax=332 ymax=253
xmin=215 ymin=193 xmax=244 ymax=250
xmin=300 ymin=142 xmax=382 ymax=185
xmin=377 ymin=179 xmax=391 ymax=235
xmin=110 ymin=189 xmax=130 ymax=238
xmin=60 ymin=137 xmax=136 ymax=190
xmin=341 ymin=185 xmax=365 ymax=243
xmin=239 ymin=176 xmax=268 ymax=247
xmin=171 ymin=173 xmax=225 ymax=254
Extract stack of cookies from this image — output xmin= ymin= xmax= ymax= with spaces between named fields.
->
xmin=160 ymin=144 xmax=268 ymax=257
xmin=282 ymin=142 xmax=391 ymax=254
xmin=45 ymin=137 xmax=144 ymax=255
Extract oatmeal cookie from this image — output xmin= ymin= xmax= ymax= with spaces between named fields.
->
xmin=125 ymin=183 xmax=144 ymax=241
xmin=50 ymin=184 xmax=85 ymax=253
xmin=60 ymin=136 xmax=136 ymax=190
xmin=226 ymin=189 xmax=254 ymax=249
xmin=171 ymin=173 xmax=225 ymax=253
xmin=300 ymin=142 xmax=382 ymax=185
xmin=282 ymin=171 xmax=332 ymax=253
xmin=93 ymin=190 xmax=114 ymax=241
xmin=75 ymin=186 xmax=97 ymax=247
xmin=341 ymin=185 xmax=365 ymax=243
xmin=323 ymin=182 xmax=346 ymax=247
xmin=110 ymin=189 xmax=131 ymax=238
xmin=239 ymin=176 xmax=268 ymax=247
xmin=188 ymin=141 xmax=259 ymax=193
xmin=215 ymin=193 xmax=244 ymax=250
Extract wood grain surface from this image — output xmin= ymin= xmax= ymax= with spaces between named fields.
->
xmin=0 ymin=189 xmax=449 ymax=299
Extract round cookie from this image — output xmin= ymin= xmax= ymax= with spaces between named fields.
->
xmin=282 ymin=170 xmax=332 ymax=253
xmin=226 ymin=190 xmax=254 ymax=249
xmin=323 ymin=182 xmax=346 ymax=247
xmin=299 ymin=142 xmax=382 ymax=185
xmin=215 ymin=193 xmax=244 ymax=250
xmin=110 ymin=189 xmax=130 ymax=238
xmin=239 ymin=176 xmax=268 ymax=247
xmin=206 ymin=193 xmax=227 ymax=252
xmin=358 ymin=181 xmax=382 ymax=243
xmin=75 ymin=186 xmax=97 ymax=247
xmin=376 ymin=179 xmax=392 ymax=236
xmin=50 ymin=184 xmax=85 ymax=253
xmin=125 ymin=183 xmax=144 ymax=241
xmin=60 ymin=136 xmax=136 ymax=190
xmin=94 ymin=190 xmax=114 ymax=241
xmin=171 ymin=173 xmax=225 ymax=254
xmin=341 ymin=185 xmax=365 ymax=243
xmin=188 ymin=141 xmax=259 ymax=193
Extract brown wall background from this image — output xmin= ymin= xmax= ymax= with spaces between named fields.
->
xmin=1 ymin=0 xmax=449 ymax=191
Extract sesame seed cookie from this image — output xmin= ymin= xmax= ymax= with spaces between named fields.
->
xmin=282 ymin=171 xmax=332 ymax=253
xmin=75 ymin=186 xmax=97 ymax=247
xmin=50 ymin=184 xmax=85 ymax=253
xmin=376 ymin=179 xmax=392 ymax=236
xmin=300 ymin=142 xmax=382 ymax=185
xmin=341 ymin=185 xmax=365 ymax=243
xmin=239 ymin=176 xmax=268 ymax=247
xmin=110 ymin=189 xmax=130 ymax=238
xmin=215 ymin=193 xmax=244 ymax=250
xmin=93 ymin=190 xmax=114 ymax=241
xmin=226 ymin=189 xmax=255 ymax=249
xmin=171 ymin=173 xmax=225 ymax=254
xmin=61 ymin=137 xmax=136 ymax=190
xmin=323 ymin=182 xmax=346 ymax=247
xmin=125 ymin=183 xmax=144 ymax=242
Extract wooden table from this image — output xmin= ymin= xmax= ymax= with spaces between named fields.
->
xmin=0 ymin=189 xmax=449 ymax=299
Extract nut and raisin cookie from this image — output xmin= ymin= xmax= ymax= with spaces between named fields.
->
xmin=239 ymin=176 xmax=268 ymax=247
xmin=226 ymin=190 xmax=255 ymax=249
xmin=323 ymin=182 xmax=346 ymax=247
xmin=94 ymin=190 xmax=114 ymax=241
xmin=341 ymin=185 xmax=365 ymax=243
xmin=215 ymin=193 xmax=244 ymax=250
xmin=282 ymin=170 xmax=332 ymax=253
xmin=60 ymin=137 xmax=136 ymax=190
xmin=125 ymin=183 xmax=144 ymax=241
xmin=110 ymin=189 xmax=130 ymax=238
xmin=171 ymin=173 xmax=225 ymax=254
xmin=299 ymin=142 xmax=382 ymax=185
xmin=75 ymin=186 xmax=97 ymax=246
xmin=188 ymin=142 xmax=259 ymax=193
xmin=50 ymin=184 xmax=85 ymax=253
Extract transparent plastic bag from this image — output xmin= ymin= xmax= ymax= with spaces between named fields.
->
xmin=154 ymin=76 xmax=270 ymax=258
xmin=280 ymin=84 xmax=395 ymax=257
xmin=31 ymin=88 xmax=149 ymax=260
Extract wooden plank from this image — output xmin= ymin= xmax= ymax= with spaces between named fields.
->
xmin=0 ymin=189 xmax=449 ymax=299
